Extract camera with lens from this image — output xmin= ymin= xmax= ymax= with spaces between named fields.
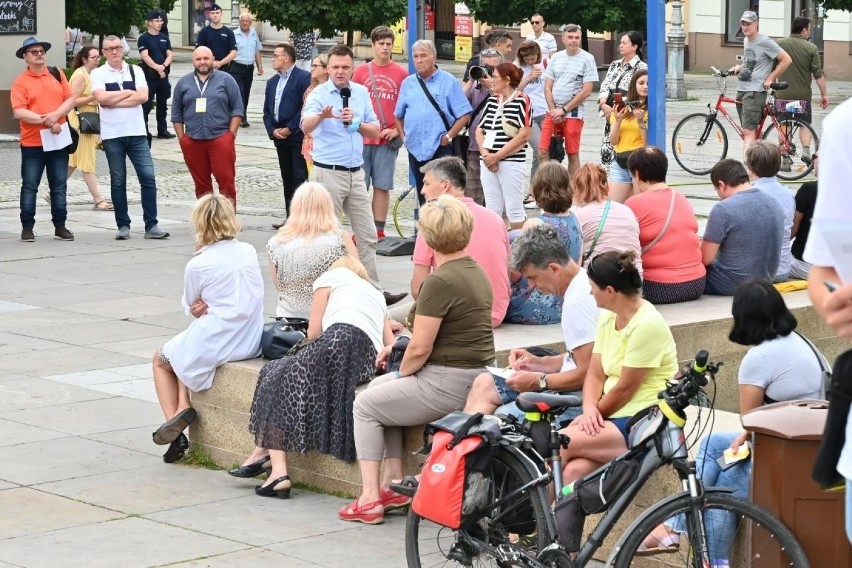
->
xmin=470 ymin=64 xmax=494 ymax=80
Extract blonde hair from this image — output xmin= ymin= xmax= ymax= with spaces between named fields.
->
xmin=329 ymin=255 xmax=370 ymax=281
xmin=274 ymin=182 xmax=339 ymax=242
xmin=309 ymin=53 xmax=329 ymax=90
xmin=191 ymin=194 xmax=240 ymax=247
xmin=418 ymin=195 xmax=473 ymax=254
xmin=571 ymin=163 xmax=610 ymax=205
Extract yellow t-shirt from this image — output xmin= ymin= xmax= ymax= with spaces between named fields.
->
xmin=609 ymin=112 xmax=646 ymax=153
xmin=593 ymin=301 xmax=678 ymax=418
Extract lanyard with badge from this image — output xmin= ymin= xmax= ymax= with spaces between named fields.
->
xmin=194 ymin=73 xmax=209 ymax=113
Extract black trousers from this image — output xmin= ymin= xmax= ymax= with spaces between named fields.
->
xmin=229 ymin=63 xmax=254 ymax=118
xmin=275 ymin=144 xmax=308 ymax=216
xmin=143 ymin=76 xmax=172 ymax=135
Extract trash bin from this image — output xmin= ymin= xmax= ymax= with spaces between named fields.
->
xmin=742 ymin=399 xmax=851 ymax=567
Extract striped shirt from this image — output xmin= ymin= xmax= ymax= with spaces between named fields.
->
xmin=544 ymin=49 xmax=598 ymax=119
xmin=478 ymin=91 xmax=532 ymax=162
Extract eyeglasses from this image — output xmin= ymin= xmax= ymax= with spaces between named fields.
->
xmin=26 ymin=49 xmax=46 ymax=56
xmin=87 ymin=55 xmax=100 ymax=60
xmin=310 ymin=63 xmax=326 ymax=68
xmin=531 ymin=20 xmax=543 ymax=24
xmin=103 ymin=46 xmax=123 ymax=52
xmin=480 ymin=49 xmax=501 ymax=57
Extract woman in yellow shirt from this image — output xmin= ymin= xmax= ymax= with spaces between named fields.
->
xmin=608 ymin=69 xmax=649 ymax=203
xmin=559 ymin=250 xmax=678 ymax=484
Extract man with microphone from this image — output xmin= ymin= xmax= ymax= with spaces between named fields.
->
xmin=302 ymin=44 xmax=406 ymax=304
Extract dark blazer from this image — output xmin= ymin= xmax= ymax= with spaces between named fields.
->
xmin=263 ymin=66 xmax=311 ymax=147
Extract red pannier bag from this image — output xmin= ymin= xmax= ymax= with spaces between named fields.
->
xmin=411 ymin=412 xmax=496 ymax=529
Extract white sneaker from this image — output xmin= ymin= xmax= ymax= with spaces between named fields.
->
xmin=524 ymin=201 xmax=539 ymax=210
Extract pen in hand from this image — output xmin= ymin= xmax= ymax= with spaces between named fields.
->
xmin=825 ymin=280 xmax=840 ymax=293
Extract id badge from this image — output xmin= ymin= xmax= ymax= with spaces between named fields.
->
xmin=195 ymin=98 xmax=207 ymax=113
xmin=483 ymin=129 xmax=498 ymax=150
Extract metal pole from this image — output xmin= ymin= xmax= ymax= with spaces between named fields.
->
xmin=646 ymin=0 xmax=667 ymax=148
xmin=230 ymin=0 xmax=240 ymax=28
xmin=666 ymin=0 xmax=688 ymax=100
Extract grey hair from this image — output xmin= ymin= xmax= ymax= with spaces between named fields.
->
xmin=420 ymin=157 xmax=466 ymax=191
xmin=104 ymin=35 xmax=121 ymax=43
xmin=509 ymin=225 xmax=571 ymax=271
xmin=412 ymin=39 xmax=437 ymax=55
xmin=560 ymin=24 xmax=582 ymax=34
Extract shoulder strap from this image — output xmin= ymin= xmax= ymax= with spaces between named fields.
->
xmin=367 ymin=63 xmax=389 ymax=129
xmin=641 ymin=189 xmax=677 ymax=254
xmin=48 ymin=66 xmax=62 ymax=82
xmin=583 ymin=199 xmax=611 ymax=262
xmin=416 ymin=75 xmax=451 ymax=131
xmin=470 ymin=93 xmax=490 ymax=124
xmin=793 ymin=331 xmax=831 ymax=398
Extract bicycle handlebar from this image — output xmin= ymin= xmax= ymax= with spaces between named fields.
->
xmin=659 ymin=350 xmax=722 ymax=413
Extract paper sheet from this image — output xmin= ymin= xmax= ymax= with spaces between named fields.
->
xmin=816 ymin=220 xmax=852 ymax=284
xmin=39 ymin=123 xmax=72 ymax=152
xmin=486 ymin=366 xmax=514 ymax=379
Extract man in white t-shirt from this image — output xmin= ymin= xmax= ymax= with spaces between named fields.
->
xmin=804 ymin=97 xmax=852 ymax=544
xmin=540 ymin=23 xmax=598 ymax=177
xmin=90 ymin=35 xmax=169 ymax=241
xmin=464 ymin=224 xmax=599 ymax=423
xmin=525 ymin=13 xmax=557 ymax=58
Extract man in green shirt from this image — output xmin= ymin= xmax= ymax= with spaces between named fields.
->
xmin=777 ymin=17 xmax=829 ymax=161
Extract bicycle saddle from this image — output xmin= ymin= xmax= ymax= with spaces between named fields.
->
xmin=770 ymin=82 xmax=789 ymax=91
xmin=516 ymin=392 xmax=581 ymax=414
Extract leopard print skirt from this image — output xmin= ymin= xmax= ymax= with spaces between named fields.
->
xmin=249 ymin=322 xmax=377 ymax=462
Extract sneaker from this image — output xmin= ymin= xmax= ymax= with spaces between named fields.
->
xmin=21 ymin=228 xmax=35 ymax=242
xmin=115 ymin=226 xmax=130 ymax=240
xmin=144 ymin=225 xmax=170 ymax=239
xmin=780 ymin=156 xmax=793 ymax=172
xmin=523 ymin=193 xmax=535 ymax=205
xmin=54 ymin=226 xmax=74 ymax=241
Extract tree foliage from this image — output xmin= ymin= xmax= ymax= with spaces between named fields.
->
xmin=66 ymin=0 xmax=178 ymax=40
xmin=243 ymin=0 xmax=407 ymax=37
xmin=463 ymin=0 xmax=646 ymax=35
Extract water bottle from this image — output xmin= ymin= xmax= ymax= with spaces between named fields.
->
xmin=561 ymin=481 xmax=575 ymax=497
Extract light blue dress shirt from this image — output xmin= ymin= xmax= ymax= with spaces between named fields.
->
xmin=234 ymin=28 xmax=262 ymax=65
xmin=395 ymin=67 xmax=472 ymax=161
xmin=301 ymin=81 xmax=379 ymax=168
xmin=273 ymin=69 xmax=292 ymax=116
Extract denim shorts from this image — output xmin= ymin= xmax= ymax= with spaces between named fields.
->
xmin=608 ymin=157 xmax=633 ymax=183
xmin=490 ymin=373 xmax=582 ymax=426
xmin=362 ymin=143 xmax=399 ymax=191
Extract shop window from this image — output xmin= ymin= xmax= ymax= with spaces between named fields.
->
xmin=726 ymin=0 xmax=760 ymax=43
xmin=190 ymin=0 xmax=213 ymax=44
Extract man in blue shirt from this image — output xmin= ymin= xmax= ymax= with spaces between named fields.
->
xmin=137 ymin=10 xmax=175 ymax=139
xmin=395 ymin=39 xmax=471 ymax=204
xmin=302 ymin=44 xmax=397 ymax=300
xmin=230 ymin=12 xmax=264 ymax=127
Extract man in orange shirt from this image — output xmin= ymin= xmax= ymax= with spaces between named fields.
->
xmin=11 ymin=37 xmax=77 ymax=242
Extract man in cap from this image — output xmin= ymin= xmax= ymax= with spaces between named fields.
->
xmin=137 ymin=10 xmax=176 ymax=139
xmin=729 ymin=11 xmax=792 ymax=149
xmin=172 ymin=46 xmax=244 ymax=207
xmin=11 ymin=36 xmax=77 ymax=242
xmin=196 ymin=4 xmax=237 ymax=72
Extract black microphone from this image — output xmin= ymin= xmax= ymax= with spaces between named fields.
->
xmin=340 ymin=87 xmax=351 ymax=127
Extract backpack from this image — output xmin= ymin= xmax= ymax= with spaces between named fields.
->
xmin=411 ymin=412 xmax=497 ymax=529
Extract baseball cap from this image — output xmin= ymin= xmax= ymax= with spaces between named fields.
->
xmin=741 ymin=11 xmax=758 ymax=23
xmin=147 ymin=10 xmax=163 ymax=20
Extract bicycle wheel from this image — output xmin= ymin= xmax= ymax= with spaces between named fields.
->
xmin=393 ymin=186 xmax=418 ymax=238
xmin=761 ymin=118 xmax=818 ymax=181
xmin=672 ymin=113 xmax=729 ymax=176
xmin=613 ymin=492 xmax=809 ymax=568
xmin=405 ymin=448 xmax=552 ymax=567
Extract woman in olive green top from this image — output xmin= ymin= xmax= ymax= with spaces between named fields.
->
xmin=341 ymin=196 xmax=495 ymax=525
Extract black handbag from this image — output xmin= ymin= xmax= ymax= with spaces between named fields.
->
xmin=77 ymin=111 xmax=100 ymax=134
xmin=386 ymin=335 xmax=410 ymax=374
xmin=260 ymin=317 xmax=309 ymax=359
xmin=614 ymin=150 xmax=634 ymax=169
xmin=812 ymin=348 xmax=852 ymax=489
xmin=549 ymin=135 xmax=566 ymax=162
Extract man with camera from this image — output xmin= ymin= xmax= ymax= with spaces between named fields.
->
xmin=462 ymin=48 xmax=503 ymax=205
xmin=540 ymin=24 xmax=598 ymax=177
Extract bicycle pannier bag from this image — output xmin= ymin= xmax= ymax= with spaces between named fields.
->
xmin=774 ymin=99 xmax=810 ymax=117
xmin=412 ymin=412 xmax=494 ymax=529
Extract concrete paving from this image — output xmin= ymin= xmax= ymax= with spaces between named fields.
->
xmin=1 ymin=58 xmax=850 ymax=566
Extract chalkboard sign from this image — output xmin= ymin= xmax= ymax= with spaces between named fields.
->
xmin=0 ymin=0 xmax=37 ymax=34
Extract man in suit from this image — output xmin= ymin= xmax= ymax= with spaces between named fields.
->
xmin=264 ymin=43 xmax=311 ymax=228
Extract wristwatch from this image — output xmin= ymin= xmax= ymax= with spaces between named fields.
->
xmin=561 ymin=104 xmax=570 ymax=113
xmin=538 ymin=373 xmax=548 ymax=391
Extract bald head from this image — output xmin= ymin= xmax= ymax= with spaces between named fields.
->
xmin=193 ymin=46 xmax=214 ymax=76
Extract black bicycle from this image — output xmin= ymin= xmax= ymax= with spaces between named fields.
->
xmin=404 ymin=350 xmax=809 ymax=567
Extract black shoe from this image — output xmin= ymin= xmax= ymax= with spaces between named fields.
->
xmin=152 ymin=407 xmax=197 ymax=445
xmin=163 ymin=433 xmax=188 ymax=463
xmin=384 ymin=291 xmax=408 ymax=306
xmin=54 ymin=226 xmax=74 ymax=241
xmin=21 ymin=228 xmax=35 ymax=242
xmin=228 ymin=455 xmax=272 ymax=478
xmin=156 ymin=131 xmax=176 ymax=139
xmin=255 ymin=475 xmax=291 ymax=499
xmin=241 ymin=120 xmax=250 ymax=128
xmin=272 ymin=220 xmax=286 ymax=230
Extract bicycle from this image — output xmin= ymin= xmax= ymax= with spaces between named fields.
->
xmin=671 ymin=66 xmax=819 ymax=181
xmin=392 ymin=184 xmax=421 ymax=238
xmin=404 ymin=350 xmax=809 ymax=567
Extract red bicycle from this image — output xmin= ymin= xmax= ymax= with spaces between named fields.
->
xmin=671 ymin=66 xmax=818 ymax=181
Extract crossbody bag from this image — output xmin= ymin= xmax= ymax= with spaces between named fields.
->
xmin=641 ymin=189 xmax=677 ymax=254
xmin=582 ymin=199 xmax=611 ymax=264
xmin=367 ymin=63 xmax=403 ymax=150
xmin=416 ymin=75 xmax=462 ymax=158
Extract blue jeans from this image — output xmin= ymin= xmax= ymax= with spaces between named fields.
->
xmin=669 ymin=432 xmax=751 ymax=562
xmin=491 ymin=373 xmax=582 ymax=427
xmin=20 ymin=146 xmax=69 ymax=229
xmin=102 ymin=136 xmax=159 ymax=231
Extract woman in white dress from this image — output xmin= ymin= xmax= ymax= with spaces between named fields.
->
xmin=151 ymin=194 xmax=265 ymax=463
